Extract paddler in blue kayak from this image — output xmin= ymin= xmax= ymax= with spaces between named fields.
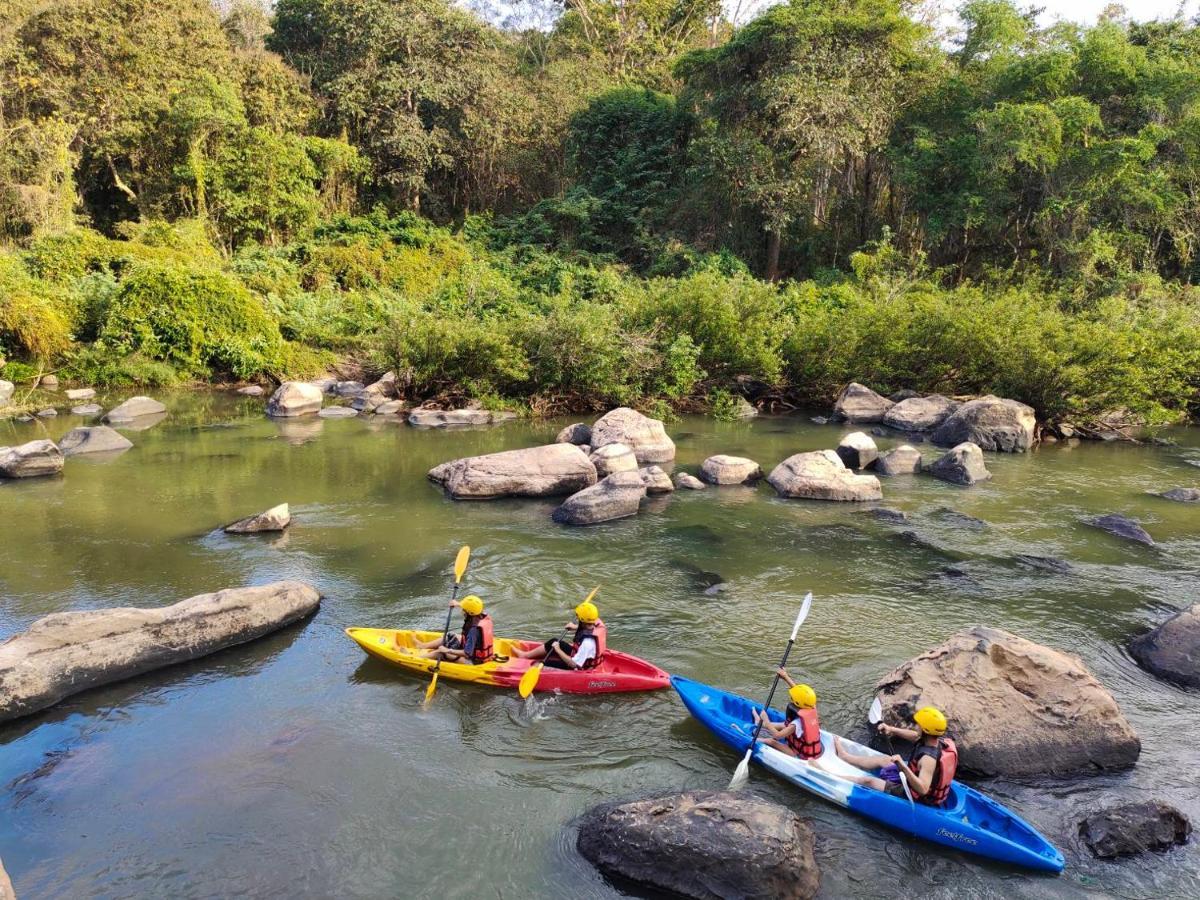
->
xmin=750 ymin=667 xmax=823 ymax=759
xmin=509 ymin=600 xmax=606 ymax=670
xmin=413 ymin=594 xmax=494 ymax=664
xmin=832 ymin=706 xmax=959 ymax=805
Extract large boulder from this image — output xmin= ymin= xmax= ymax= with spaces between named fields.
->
xmin=59 ymin=426 xmax=133 ymax=457
xmin=576 ymin=791 xmax=819 ymax=900
xmin=0 ymin=581 xmax=320 ymax=723
xmin=1079 ymin=802 xmax=1191 ymax=858
xmin=103 ymin=396 xmax=166 ymax=423
xmin=928 ymin=441 xmax=991 ymax=486
xmin=931 ymin=396 xmax=1036 ymax=452
xmin=874 ymin=625 xmax=1141 ymax=775
xmin=408 ymin=408 xmax=516 ymax=427
xmin=832 ymin=382 xmax=894 ymax=423
xmin=883 ymin=395 xmax=958 ymax=432
xmin=835 ymin=432 xmax=878 ymax=470
xmin=589 ymin=442 xmax=638 ymax=478
xmin=1086 ymin=513 xmax=1154 ymax=546
xmin=556 ymin=422 xmax=592 ymax=445
xmin=590 ymin=407 xmax=675 ymax=463
xmin=0 ymin=440 xmax=63 ymax=478
xmin=1128 ymin=602 xmax=1200 ymax=688
xmin=266 ymin=382 xmax=322 ymax=418
xmin=700 ymin=454 xmax=763 ymax=485
xmin=225 ymin=503 xmax=291 ymax=534
xmin=767 ymin=450 xmax=882 ymax=502
xmin=430 ymin=444 xmax=597 ymax=500
xmin=639 ymin=465 xmax=674 ymax=494
xmin=0 ymin=379 xmax=13 ymax=406
xmin=552 ymin=471 xmax=646 ymax=525
xmin=875 ymin=444 xmax=923 ymax=476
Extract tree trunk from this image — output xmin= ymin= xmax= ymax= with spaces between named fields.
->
xmin=766 ymin=228 xmax=782 ymax=281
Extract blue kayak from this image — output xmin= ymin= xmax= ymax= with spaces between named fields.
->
xmin=672 ymin=675 xmax=1065 ymax=873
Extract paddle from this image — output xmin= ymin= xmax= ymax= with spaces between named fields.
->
xmin=518 ymin=586 xmax=599 ymax=699
xmin=729 ymin=591 xmax=813 ymax=790
xmin=424 ymin=545 xmax=471 ymax=703
xmin=868 ymin=696 xmax=914 ymax=808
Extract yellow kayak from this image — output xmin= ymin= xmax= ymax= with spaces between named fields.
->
xmin=345 ymin=627 xmax=670 ymax=694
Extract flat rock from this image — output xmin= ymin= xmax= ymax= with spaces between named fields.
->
xmin=0 ymin=581 xmax=320 ymax=723
xmin=1158 ymin=488 xmax=1200 ymax=502
xmin=430 ymin=444 xmax=597 ymax=500
xmin=1129 ymin=602 xmax=1200 ymax=688
xmin=676 ymin=473 xmax=705 ymax=490
xmin=236 ymin=385 xmax=264 ymax=396
xmin=835 ymin=431 xmax=878 ymax=470
xmin=317 ymin=406 xmax=359 ymax=418
xmin=874 ymin=625 xmax=1140 ymax=775
xmin=767 ymin=449 xmax=882 ymax=501
xmin=1079 ymin=802 xmax=1191 ymax=858
xmin=928 ymin=441 xmax=991 ymax=485
xmin=932 ymin=395 xmax=1036 ymax=452
xmin=65 ymin=387 xmax=95 ymax=401
xmin=590 ymin=442 xmax=639 ymax=478
xmin=373 ymin=399 xmax=408 ymax=416
xmin=832 ymin=382 xmax=894 ymax=423
xmin=552 ymin=471 xmax=646 ymax=525
xmin=556 ymin=422 xmax=592 ymax=445
xmin=577 ymin=790 xmax=819 ymax=900
xmin=225 ymin=503 xmax=291 ymax=533
xmin=699 ymin=454 xmax=763 ymax=485
xmin=1085 ymin=513 xmax=1154 ymax=546
xmin=590 ymin=407 xmax=675 ymax=463
xmin=0 ymin=380 xmax=13 ymax=406
xmin=0 ymin=440 xmax=64 ymax=478
xmin=70 ymin=403 xmax=102 ymax=416
xmin=408 ymin=409 xmax=514 ymax=427
xmin=266 ymin=382 xmax=323 ymax=418
xmin=639 ymin=465 xmax=674 ymax=494
xmin=59 ymin=426 xmax=133 ymax=457
xmin=875 ymin=444 xmax=923 ymax=476
xmin=103 ymin=396 xmax=167 ymax=423
xmin=883 ymin=395 xmax=958 ymax=432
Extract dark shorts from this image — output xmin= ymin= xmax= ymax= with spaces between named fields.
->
xmin=443 ymin=634 xmax=463 ymax=650
xmin=885 ymin=781 xmax=907 ymax=798
xmin=542 ymin=638 xmax=573 ymax=669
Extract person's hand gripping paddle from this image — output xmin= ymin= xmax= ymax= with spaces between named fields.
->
xmin=729 ymin=592 xmax=812 ymax=790
xmin=869 ymin=696 xmax=914 ymax=807
xmin=424 ymin=546 xmax=471 ymax=703
xmin=518 ymin=586 xmax=599 ymax=699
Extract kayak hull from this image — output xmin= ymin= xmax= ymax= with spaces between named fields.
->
xmin=346 ymin=628 xmax=670 ymax=694
xmin=671 ymin=675 xmax=1064 ymax=873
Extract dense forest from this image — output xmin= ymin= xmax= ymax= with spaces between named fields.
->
xmin=2 ymin=0 xmax=1200 ymax=425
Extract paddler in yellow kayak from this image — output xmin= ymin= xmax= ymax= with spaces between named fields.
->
xmin=510 ymin=600 xmax=607 ymax=670
xmin=412 ymin=595 xmax=495 ymax=664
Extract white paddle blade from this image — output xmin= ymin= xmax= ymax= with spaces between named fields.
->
xmin=728 ymin=748 xmax=752 ymax=790
xmin=900 ymin=771 xmax=915 ymax=806
xmin=868 ymin=697 xmax=883 ymax=725
xmin=789 ymin=592 xmax=814 ymax=640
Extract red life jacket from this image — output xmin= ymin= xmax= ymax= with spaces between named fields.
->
xmin=909 ymin=738 xmax=957 ymax=805
xmin=784 ymin=705 xmax=823 ymax=759
xmin=463 ymin=614 xmax=494 ymax=663
xmin=571 ymin=620 xmax=606 ymax=669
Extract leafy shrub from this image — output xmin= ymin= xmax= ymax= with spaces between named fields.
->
xmin=0 ymin=252 xmax=74 ymax=360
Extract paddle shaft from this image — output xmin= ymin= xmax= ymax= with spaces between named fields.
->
xmin=745 ymin=637 xmax=800 ymax=749
xmin=430 ymin=581 xmax=465 ymax=676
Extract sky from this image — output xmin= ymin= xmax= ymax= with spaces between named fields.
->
xmin=1034 ymin=0 xmax=1198 ymax=25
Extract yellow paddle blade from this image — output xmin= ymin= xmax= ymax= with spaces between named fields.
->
xmin=454 ymin=546 xmax=470 ymax=583
xmin=518 ymin=661 xmax=544 ymax=699
xmin=424 ymin=670 xmax=439 ymax=702
xmin=583 ymin=585 xmax=599 ymax=604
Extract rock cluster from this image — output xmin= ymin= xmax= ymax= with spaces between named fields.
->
xmin=590 ymin=407 xmax=675 ymax=463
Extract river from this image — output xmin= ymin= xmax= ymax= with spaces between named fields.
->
xmin=2 ymin=393 xmax=1198 ymax=898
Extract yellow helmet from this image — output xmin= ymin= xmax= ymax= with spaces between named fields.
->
xmin=460 ymin=595 xmax=484 ymax=616
xmin=575 ymin=601 xmax=599 ymax=624
xmin=789 ymin=683 xmax=817 ymax=709
xmin=913 ymin=706 xmax=947 ymax=736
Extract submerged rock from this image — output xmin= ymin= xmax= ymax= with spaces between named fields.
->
xmin=552 ymin=471 xmax=646 ymax=525
xmin=589 ymin=442 xmax=638 ymax=478
xmin=832 ymin=382 xmax=894 ymax=423
xmin=928 ymin=441 xmax=991 ymax=486
xmin=835 ymin=431 xmax=878 ymax=470
xmin=874 ymin=625 xmax=1140 ymax=776
xmin=430 ymin=444 xmax=596 ymax=500
xmin=675 ymin=472 xmax=706 ymax=490
xmin=70 ymin=403 xmax=102 ymax=416
xmin=867 ymin=507 xmax=909 ymax=524
xmin=931 ymin=396 xmax=1036 ymax=452
xmin=266 ymin=382 xmax=322 ymax=418
xmin=0 ymin=440 xmax=63 ymax=479
xmin=1012 ymin=554 xmax=1073 ymax=574
xmin=1158 ymin=488 xmax=1200 ymax=502
xmin=1085 ymin=513 xmax=1155 ymax=546
xmin=883 ymin=395 xmax=957 ymax=432
xmin=103 ymin=396 xmax=166 ymax=423
xmin=556 ymin=422 xmax=592 ymax=445
xmin=236 ymin=385 xmax=264 ymax=396
xmin=638 ymin=465 xmax=674 ymax=494
xmin=59 ymin=426 xmax=132 ymax=458
xmin=590 ymin=407 xmax=675 ymax=463
xmin=0 ymin=581 xmax=321 ymax=723
xmin=699 ymin=454 xmax=763 ymax=485
xmin=225 ymin=503 xmax=291 ymax=534
xmin=768 ymin=449 xmax=882 ymax=502
xmin=1079 ymin=802 xmax=1191 ymax=858
xmin=408 ymin=408 xmax=515 ymax=427
xmin=875 ymin=444 xmax=923 ymax=476
xmin=1128 ymin=602 xmax=1200 ymax=688
xmin=317 ymin=406 xmax=358 ymax=418
xmin=576 ymin=790 xmax=819 ymax=900
xmin=931 ymin=507 xmax=988 ymax=529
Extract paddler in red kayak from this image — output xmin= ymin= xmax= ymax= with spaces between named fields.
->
xmin=833 ymin=706 xmax=958 ymax=805
xmin=510 ymin=600 xmax=606 ymax=670
xmin=413 ymin=594 xmax=494 ymax=664
xmin=750 ymin=667 xmax=823 ymax=759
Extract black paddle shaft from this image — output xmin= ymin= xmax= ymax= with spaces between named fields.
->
xmin=431 ymin=581 xmax=464 ymax=675
xmin=747 ymin=637 xmax=800 ymax=748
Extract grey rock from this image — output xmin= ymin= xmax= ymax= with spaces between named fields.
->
xmin=868 ymin=507 xmax=909 ymax=524
xmin=430 ymin=444 xmax=597 ymax=500
xmin=266 ymin=382 xmax=323 ymax=418
xmin=589 ymin=442 xmax=639 ymax=478
xmin=0 ymin=440 xmax=64 ymax=478
xmin=1129 ymin=602 xmax=1200 ymax=688
xmin=65 ymin=387 xmax=95 ymax=401
xmin=883 ymin=394 xmax=958 ymax=432
xmin=809 ymin=416 xmax=828 ymax=425
xmin=104 ymin=396 xmax=167 ymax=423
xmin=71 ymin=403 xmax=102 ymax=416
xmin=730 ymin=396 xmax=758 ymax=419
xmin=59 ymin=426 xmax=132 ymax=457
xmin=0 ymin=379 xmax=13 ymax=406
xmin=675 ymin=472 xmax=706 ymax=490
xmin=768 ymin=449 xmax=882 ymax=501
xmin=928 ymin=442 xmax=991 ymax=486
xmin=835 ymin=431 xmax=878 ymax=470
xmin=309 ymin=377 xmax=338 ymax=394
xmin=1085 ymin=514 xmax=1154 ymax=546
xmin=1012 ymin=554 xmax=1073 ymax=574
xmin=932 ymin=395 xmax=1037 ymax=452
xmin=1159 ymin=488 xmax=1200 ymax=502
xmin=350 ymin=390 xmax=385 ymax=412
xmin=409 ymin=408 xmax=512 ymax=427
xmin=333 ymin=380 xmax=365 ymax=397
xmin=890 ymin=389 xmax=920 ymax=402
xmin=317 ymin=406 xmax=359 ymax=418
xmin=38 ymin=374 xmax=58 ymax=389
xmin=0 ymin=581 xmax=320 ymax=723
xmin=552 ymin=471 xmax=646 ymax=525
xmin=556 ymin=422 xmax=592 ymax=445
xmin=365 ymin=371 xmax=398 ymax=398
xmin=832 ymin=382 xmax=894 ymax=423
xmin=638 ymin=465 xmax=675 ymax=494
xmin=1079 ymin=802 xmax=1191 ymax=858
xmin=699 ymin=454 xmax=763 ymax=485
xmin=373 ymin=399 xmax=408 ymax=416
xmin=590 ymin=407 xmax=675 ymax=463
xmin=876 ymin=444 xmax=923 ymax=476
xmin=35 ymin=408 xmax=57 ymax=418
xmin=576 ymin=790 xmax=819 ymax=900
xmin=931 ymin=507 xmax=988 ymax=529
xmin=236 ymin=385 xmax=264 ymax=396
xmin=225 ymin=503 xmax=291 ymax=534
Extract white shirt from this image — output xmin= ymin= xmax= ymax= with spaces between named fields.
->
xmin=571 ymin=636 xmax=597 ymax=668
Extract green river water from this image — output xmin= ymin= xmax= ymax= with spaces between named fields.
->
xmin=2 ymin=392 xmax=1198 ymax=899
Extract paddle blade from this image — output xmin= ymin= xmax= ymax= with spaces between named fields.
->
xmin=900 ymin=771 xmax=915 ymax=807
xmin=728 ymin=748 xmax=752 ymax=790
xmin=790 ymin=592 xmax=814 ymax=639
xmin=583 ymin=585 xmax=599 ymax=604
xmin=453 ymin=546 xmax=471 ymax=583
xmin=424 ymin=670 xmax=439 ymax=703
xmin=518 ymin=662 xmax=544 ymax=699
xmin=868 ymin=697 xmax=883 ymax=726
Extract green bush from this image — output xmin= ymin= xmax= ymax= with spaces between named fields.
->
xmin=0 ymin=251 xmax=74 ymax=360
